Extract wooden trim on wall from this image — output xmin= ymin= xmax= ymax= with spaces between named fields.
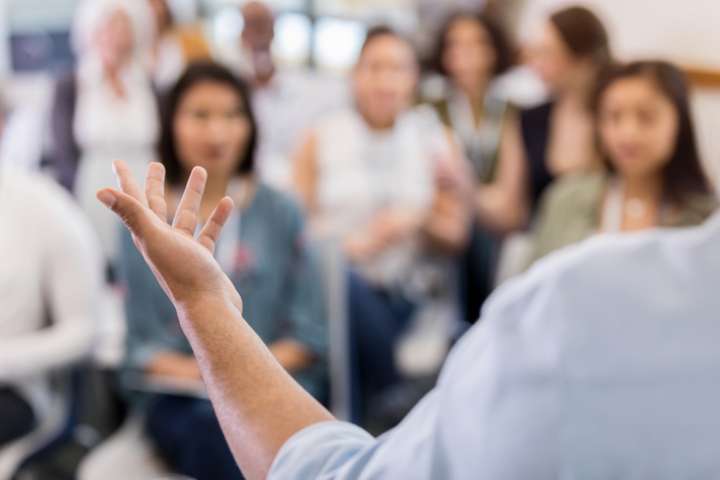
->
xmin=685 ymin=66 xmax=720 ymax=89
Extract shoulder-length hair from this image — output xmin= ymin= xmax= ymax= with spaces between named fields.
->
xmin=158 ymin=61 xmax=258 ymax=186
xmin=432 ymin=10 xmax=516 ymax=78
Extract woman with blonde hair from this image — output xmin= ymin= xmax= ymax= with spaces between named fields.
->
xmin=50 ymin=0 xmax=159 ymax=266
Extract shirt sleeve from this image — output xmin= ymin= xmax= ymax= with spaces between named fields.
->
xmin=269 ymin=389 xmax=447 ymax=479
xmin=268 ymin=257 xmax=569 ymax=479
xmin=0 ymin=178 xmax=102 ymax=380
xmin=268 ymin=315 xmax=494 ymax=479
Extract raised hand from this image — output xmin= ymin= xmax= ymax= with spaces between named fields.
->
xmin=99 ymin=163 xmax=332 ymax=480
xmin=97 ymin=161 xmax=242 ymax=313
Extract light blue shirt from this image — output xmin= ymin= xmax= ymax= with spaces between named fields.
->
xmin=270 ymin=213 xmax=720 ymax=479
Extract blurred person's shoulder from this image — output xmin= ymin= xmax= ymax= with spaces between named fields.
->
xmin=667 ymin=192 xmax=719 ymax=228
xmin=540 ymin=171 xmax=607 ymax=216
xmin=2 ymin=169 xmax=70 ymax=207
xmin=405 ymin=104 xmax=447 ymax=138
xmin=1 ymin=169 xmax=96 ymax=240
xmin=254 ymin=182 xmax=306 ymax=229
xmin=506 ymin=208 xmax=720 ymax=314
xmin=485 ymin=209 xmax=719 ymax=335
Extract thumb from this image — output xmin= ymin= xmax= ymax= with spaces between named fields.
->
xmin=97 ymin=188 xmax=149 ymax=238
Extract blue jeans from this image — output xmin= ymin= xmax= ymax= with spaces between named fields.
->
xmin=347 ymin=271 xmax=416 ymax=423
xmin=145 ymin=395 xmax=244 ymax=480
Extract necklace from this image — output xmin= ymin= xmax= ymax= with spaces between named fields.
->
xmin=625 ymin=198 xmax=650 ymax=220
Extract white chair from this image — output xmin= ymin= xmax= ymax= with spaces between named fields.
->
xmin=313 ymin=237 xmax=352 ymax=421
xmin=77 ymin=414 xmax=169 ymax=480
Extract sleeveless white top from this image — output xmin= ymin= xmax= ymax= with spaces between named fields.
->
xmin=313 ymin=106 xmax=450 ymax=290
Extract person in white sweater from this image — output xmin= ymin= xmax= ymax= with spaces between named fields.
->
xmin=0 ymin=168 xmax=102 ymax=446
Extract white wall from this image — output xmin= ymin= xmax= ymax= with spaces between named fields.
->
xmin=519 ymin=0 xmax=720 ymax=185
xmin=518 ymin=0 xmax=720 ymax=67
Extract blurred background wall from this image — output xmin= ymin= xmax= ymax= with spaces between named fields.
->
xmin=0 ymin=0 xmax=717 ymax=181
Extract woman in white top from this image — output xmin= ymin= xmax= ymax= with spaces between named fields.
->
xmin=50 ymin=0 xmax=158 ymax=264
xmin=293 ymin=26 xmax=471 ymax=425
xmin=0 ymin=169 xmax=102 ymax=446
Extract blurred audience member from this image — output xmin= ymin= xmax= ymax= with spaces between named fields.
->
xmin=531 ymin=61 xmax=716 ymax=263
xmin=0 ymin=168 xmax=102 ymax=447
xmin=146 ymin=0 xmax=211 ymax=91
xmin=120 ymin=62 xmax=326 ymax=480
xmin=293 ymin=26 xmax=469 ymax=423
xmin=431 ymin=11 xmax=515 ymax=185
xmin=226 ymin=1 xmax=348 ymax=190
xmin=0 ymin=92 xmax=46 ymax=172
xmin=50 ymin=0 xmax=159 ymax=264
xmin=477 ymin=6 xmax=612 ymax=233
xmin=430 ymin=11 xmax=516 ymax=322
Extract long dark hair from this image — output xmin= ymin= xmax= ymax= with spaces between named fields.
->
xmin=158 ymin=61 xmax=258 ymax=186
xmin=432 ymin=10 xmax=516 ymax=77
xmin=592 ymin=60 xmax=712 ymax=207
xmin=549 ymin=6 xmax=611 ymax=69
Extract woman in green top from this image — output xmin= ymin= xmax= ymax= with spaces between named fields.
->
xmin=531 ymin=61 xmax=716 ymax=265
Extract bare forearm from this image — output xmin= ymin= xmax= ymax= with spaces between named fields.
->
xmin=177 ymin=295 xmax=334 ymax=480
xmin=475 ymin=187 xmax=528 ymax=234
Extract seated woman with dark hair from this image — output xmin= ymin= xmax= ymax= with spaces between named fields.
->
xmin=477 ymin=6 xmax=613 ymax=234
xmin=119 ymin=61 xmax=327 ymax=480
xmin=430 ymin=10 xmax=516 ymax=184
xmin=429 ymin=10 xmax=517 ymax=322
xmin=530 ymin=61 xmax=716 ymax=264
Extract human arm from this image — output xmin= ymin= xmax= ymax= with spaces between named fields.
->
xmin=99 ymin=160 xmax=572 ymax=479
xmin=291 ymin=131 xmax=319 ymax=212
xmin=422 ymin=128 xmax=473 ymax=253
xmin=475 ymin=112 xmax=529 ymax=234
xmin=0 ymin=177 xmax=101 ymax=380
xmin=97 ymin=161 xmax=333 ymax=479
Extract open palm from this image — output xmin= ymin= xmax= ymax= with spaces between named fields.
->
xmin=97 ymin=161 xmax=242 ymax=313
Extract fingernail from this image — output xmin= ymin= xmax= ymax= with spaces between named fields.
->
xmin=97 ymin=190 xmax=117 ymax=208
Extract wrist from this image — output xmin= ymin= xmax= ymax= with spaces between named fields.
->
xmin=175 ymin=288 xmax=243 ymax=326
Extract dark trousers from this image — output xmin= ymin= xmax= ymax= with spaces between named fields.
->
xmin=0 ymin=387 xmax=36 ymax=447
xmin=459 ymin=223 xmax=497 ymax=324
xmin=347 ymin=271 xmax=415 ymax=423
xmin=145 ymin=395 xmax=244 ymax=480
